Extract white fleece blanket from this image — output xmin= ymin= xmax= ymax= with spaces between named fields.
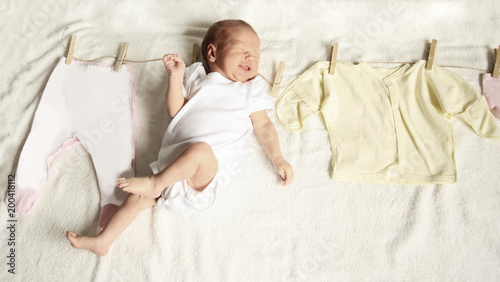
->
xmin=1 ymin=0 xmax=500 ymax=281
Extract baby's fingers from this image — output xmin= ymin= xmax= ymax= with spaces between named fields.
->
xmin=282 ymin=167 xmax=294 ymax=186
xmin=163 ymin=54 xmax=179 ymax=64
xmin=163 ymin=54 xmax=172 ymax=62
xmin=277 ymin=165 xmax=294 ymax=186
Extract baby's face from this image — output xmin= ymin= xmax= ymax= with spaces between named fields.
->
xmin=210 ymin=28 xmax=260 ymax=82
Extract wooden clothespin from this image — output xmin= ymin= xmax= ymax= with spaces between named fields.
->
xmin=192 ymin=43 xmax=200 ymax=64
xmin=65 ymin=35 xmax=77 ymax=65
xmin=425 ymin=39 xmax=437 ymax=70
xmin=271 ymin=61 xmax=285 ymax=97
xmin=493 ymin=46 xmax=500 ymax=78
xmin=114 ymin=42 xmax=129 ymax=72
xmin=329 ymin=43 xmax=339 ymax=75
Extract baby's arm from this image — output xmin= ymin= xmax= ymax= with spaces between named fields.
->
xmin=250 ymin=110 xmax=294 ymax=186
xmin=163 ymin=54 xmax=187 ymax=118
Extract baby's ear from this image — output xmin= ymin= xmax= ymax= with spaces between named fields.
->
xmin=206 ymin=44 xmax=217 ymax=62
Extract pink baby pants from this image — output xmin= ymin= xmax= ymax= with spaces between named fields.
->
xmin=13 ymin=57 xmax=137 ymax=228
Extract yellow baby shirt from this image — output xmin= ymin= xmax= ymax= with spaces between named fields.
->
xmin=276 ymin=60 xmax=500 ymax=184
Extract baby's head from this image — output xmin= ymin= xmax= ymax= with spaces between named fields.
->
xmin=201 ymin=19 xmax=260 ymax=82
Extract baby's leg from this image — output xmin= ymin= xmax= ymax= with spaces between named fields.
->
xmin=117 ymin=142 xmax=218 ymax=197
xmin=67 ymin=194 xmax=156 ymax=256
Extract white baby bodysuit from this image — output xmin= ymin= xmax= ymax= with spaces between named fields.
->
xmin=151 ymin=62 xmax=273 ymax=213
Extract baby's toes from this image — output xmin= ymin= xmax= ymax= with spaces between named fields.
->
xmin=116 ymin=178 xmax=128 ymax=188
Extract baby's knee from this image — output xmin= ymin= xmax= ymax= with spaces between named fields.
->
xmin=188 ymin=142 xmax=215 ymax=158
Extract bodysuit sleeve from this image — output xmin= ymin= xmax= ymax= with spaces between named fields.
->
xmin=249 ymin=75 xmax=274 ymax=114
xmin=182 ymin=62 xmax=205 ymax=99
xmin=427 ymin=64 xmax=500 ymax=139
xmin=275 ymin=62 xmax=325 ymax=131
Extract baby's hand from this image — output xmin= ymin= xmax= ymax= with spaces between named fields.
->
xmin=272 ymin=155 xmax=294 ymax=186
xmin=163 ymin=54 xmax=186 ymax=78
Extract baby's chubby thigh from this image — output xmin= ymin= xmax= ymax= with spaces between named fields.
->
xmin=183 ymin=142 xmax=219 ymax=192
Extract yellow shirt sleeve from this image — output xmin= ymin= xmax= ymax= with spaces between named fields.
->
xmin=428 ymin=64 xmax=500 ymax=139
xmin=275 ymin=62 xmax=325 ymax=131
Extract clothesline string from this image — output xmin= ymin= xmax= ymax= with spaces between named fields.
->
xmin=59 ymin=27 xmax=490 ymax=89
xmin=59 ymin=27 xmax=164 ymax=64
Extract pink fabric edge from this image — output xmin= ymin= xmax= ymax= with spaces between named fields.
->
xmin=482 ymin=73 xmax=500 ymax=118
xmin=8 ymin=187 xmax=39 ymax=215
xmin=125 ymin=64 xmax=139 ymax=175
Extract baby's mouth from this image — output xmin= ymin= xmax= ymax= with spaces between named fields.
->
xmin=240 ymin=64 xmax=251 ymax=71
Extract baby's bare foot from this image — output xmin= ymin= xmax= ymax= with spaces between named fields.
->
xmin=116 ymin=176 xmax=161 ymax=198
xmin=66 ymin=231 xmax=109 ymax=256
